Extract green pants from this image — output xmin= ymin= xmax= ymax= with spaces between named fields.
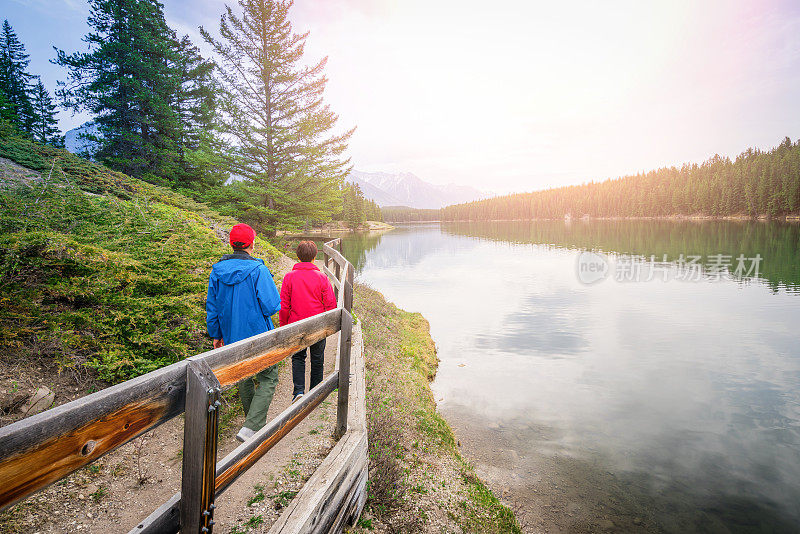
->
xmin=238 ymin=364 xmax=279 ymax=431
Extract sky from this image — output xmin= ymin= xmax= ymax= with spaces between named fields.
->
xmin=5 ymin=0 xmax=800 ymax=193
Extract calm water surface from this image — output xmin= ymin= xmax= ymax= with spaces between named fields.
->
xmin=341 ymin=221 xmax=800 ymax=533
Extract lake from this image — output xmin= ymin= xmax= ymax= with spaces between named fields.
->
xmin=341 ymin=221 xmax=800 ymax=533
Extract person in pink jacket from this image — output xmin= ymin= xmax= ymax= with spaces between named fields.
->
xmin=280 ymin=241 xmax=337 ymax=401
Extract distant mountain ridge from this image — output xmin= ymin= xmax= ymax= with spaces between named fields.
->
xmin=347 ymin=170 xmax=486 ymax=209
xmin=64 ymin=121 xmax=101 ymax=157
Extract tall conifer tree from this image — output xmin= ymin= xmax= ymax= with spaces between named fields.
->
xmin=201 ymin=0 xmax=354 ymax=234
xmin=54 ymin=0 xmax=182 ymax=182
xmin=0 ymin=87 xmax=16 ymax=125
xmin=29 ymin=79 xmax=63 ymax=147
xmin=170 ymin=34 xmax=227 ymax=189
xmin=0 ymin=20 xmax=35 ymax=134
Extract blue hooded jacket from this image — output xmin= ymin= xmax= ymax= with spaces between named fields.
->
xmin=206 ymin=252 xmax=281 ymax=344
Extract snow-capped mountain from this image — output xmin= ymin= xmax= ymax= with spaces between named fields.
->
xmin=347 ymin=170 xmax=486 ymax=209
xmin=64 ymin=121 xmax=101 ymax=157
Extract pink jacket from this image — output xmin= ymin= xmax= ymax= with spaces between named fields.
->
xmin=279 ymin=262 xmax=337 ymax=326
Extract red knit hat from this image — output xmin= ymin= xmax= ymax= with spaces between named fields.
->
xmin=229 ymin=224 xmax=256 ymax=248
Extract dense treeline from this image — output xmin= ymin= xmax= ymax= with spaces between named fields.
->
xmin=437 ymin=138 xmax=800 ymax=221
xmin=382 ymin=206 xmax=440 ymax=223
xmin=2 ymin=0 xmax=356 ymax=236
xmin=335 ymin=183 xmax=381 ymax=228
xmin=0 ymin=20 xmax=62 ymax=146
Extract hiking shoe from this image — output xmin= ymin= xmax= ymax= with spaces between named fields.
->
xmin=292 ymin=393 xmax=304 ymax=404
xmin=235 ymin=426 xmax=256 ymax=443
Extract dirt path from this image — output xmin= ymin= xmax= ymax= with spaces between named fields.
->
xmin=0 ymin=259 xmax=342 ymax=534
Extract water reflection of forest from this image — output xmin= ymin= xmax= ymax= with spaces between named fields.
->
xmin=287 ymin=230 xmax=392 ymax=273
xmin=442 ymin=220 xmax=800 ymax=291
xmin=339 ymin=231 xmax=386 ymax=273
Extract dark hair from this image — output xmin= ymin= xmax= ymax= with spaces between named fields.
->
xmin=296 ymin=241 xmax=317 ymax=262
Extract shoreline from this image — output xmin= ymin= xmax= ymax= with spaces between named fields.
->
xmin=386 ymin=215 xmax=800 ymax=224
xmin=280 ymin=220 xmax=395 ymax=237
xmin=352 ymin=284 xmax=521 ymax=533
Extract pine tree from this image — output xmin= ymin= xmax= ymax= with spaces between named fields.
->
xmin=342 ymin=183 xmax=366 ymax=228
xmin=201 ymin=0 xmax=354 ymax=235
xmin=343 ymin=185 xmax=356 ymax=228
xmin=54 ymin=0 xmax=183 ymax=182
xmin=0 ymin=20 xmax=35 ymax=134
xmin=0 ymin=86 xmax=15 ymax=125
xmin=170 ymin=34 xmax=227 ymax=189
xmin=29 ymin=79 xmax=63 ymax=147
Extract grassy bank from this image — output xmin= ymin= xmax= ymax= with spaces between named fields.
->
xmin=353 ymin=284 xmax=521 ymax=533
xmin=0 ymin=132 xmax=283 ymax=387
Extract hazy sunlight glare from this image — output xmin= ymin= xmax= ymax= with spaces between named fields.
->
xmin=287 ymin=0 xmax=800 ymax=191
xmin=9 ymin=0 xmax=800 ymax=192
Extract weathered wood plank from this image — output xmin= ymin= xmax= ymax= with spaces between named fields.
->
xmin=349 ymin=322 xmax=367 ymax=434
xmin=201 ymin=309 xmax=341 ymax=386
xmin=214 ymin=371 xmax=339 ymax=494
xmin=339 ymin=280 xmax=353 ymax=311
xmin=0 ymin=310 xmax=341 ymax=512
xmin=322 ymin=264 xmax=341 ymax=290
xmin=132 ymin=371 xmax=339 ymax=534
xmin=342 ymin=265 xmax=354 ymax=313
xmin=335 ymin=311 xmax=353 ymax=439
xmin=267 ymin=312 xmax=368 ymax=533
xmin=328 ymin=468 xmax=368 ymax=533
xmin=320 ymin=448 xmax=367 ymax=534
xmin=334 ymin=263 xmax=341 ymax=302
xmin=322 ymin=245 xmax=347 ymax=270
xmin=0 ymin=359 xmax=188 ymax=511
xmin=131 ymin=492 xmax=180 ymax=533
xmin=331 ymin=322 xmax=368 ymax=529
xmin=335 ymin=266 xmax=349 ymax=312
xmin=349 ymin=470 xmax=368 ymax=526
xmin=268 ymin=431 xmax=368 ymax=534
xmin=181 ymin=360 xmax=220 ymax=533
xmin=324 ymin=240 xmax=344 ymax=304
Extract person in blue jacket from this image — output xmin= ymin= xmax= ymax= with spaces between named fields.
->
xmin=206 ymin=223 xmax=281 ymax=442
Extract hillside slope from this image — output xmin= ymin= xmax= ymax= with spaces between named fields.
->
xmin=0 ymin=130 xmax=283 ymax=385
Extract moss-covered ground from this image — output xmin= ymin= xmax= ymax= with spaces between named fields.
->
xmin=0 ymin=132 xmax=282 ymax=383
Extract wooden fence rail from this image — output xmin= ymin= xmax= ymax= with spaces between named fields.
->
xmin=0 ymin=238 xmax=366 ymax=534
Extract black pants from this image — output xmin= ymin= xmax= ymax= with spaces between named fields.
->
xmin=291 ymin=339 xmax=326 ymax=396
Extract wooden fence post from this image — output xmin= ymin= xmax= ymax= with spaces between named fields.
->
xmin=335 ymin=309 xmax=353 ymax=439
xmin=335 ymin=240 xmax=343 ymax=301
xmin=333 ymin=263 xmax=341 ymax=302
xmin=342 ymin=262 xmax=354 ymax=313
xmin=181 ymin=360 xmax=221 ymax=533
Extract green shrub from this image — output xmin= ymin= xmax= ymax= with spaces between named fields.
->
xmin=0 ymin=133 xmax=282 ymax=382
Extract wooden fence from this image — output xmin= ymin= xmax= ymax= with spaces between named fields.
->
xmin=0 ymin=238 xmax=367 ymax=533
